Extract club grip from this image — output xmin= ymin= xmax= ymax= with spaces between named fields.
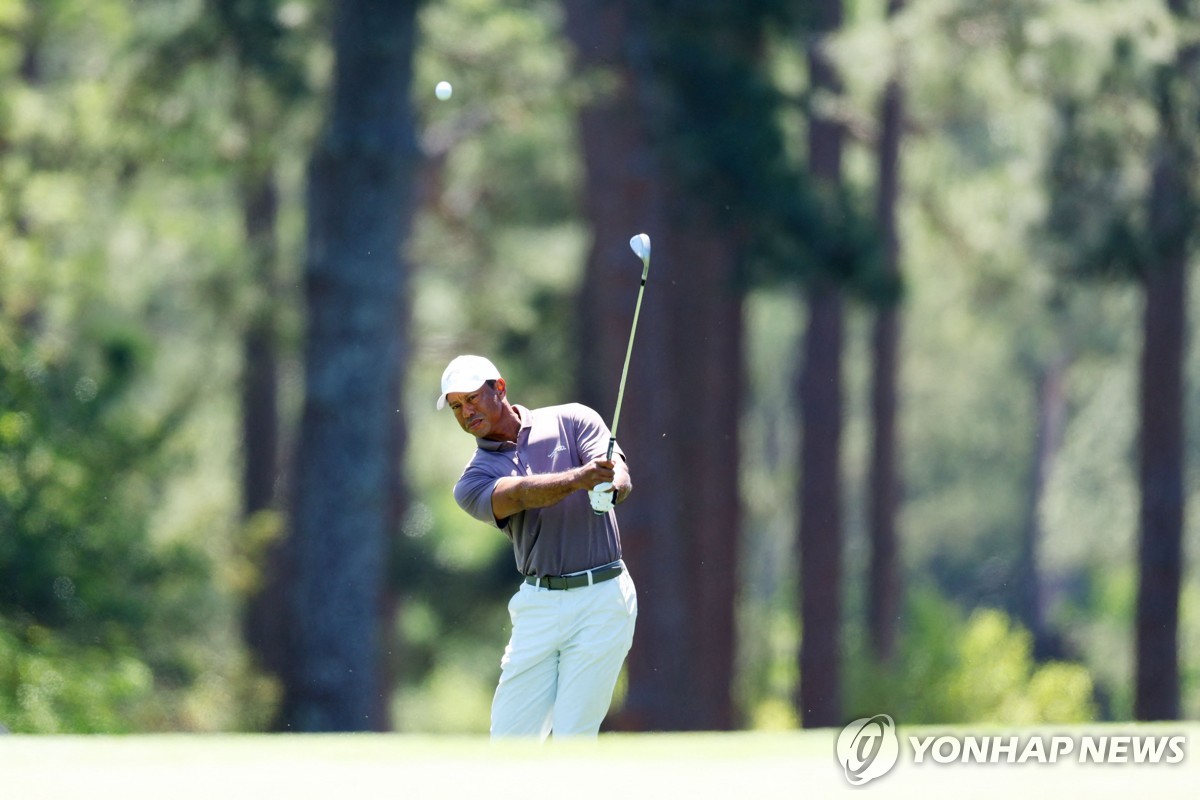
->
xmin=606 ymin=436 xmax=616 ymax=461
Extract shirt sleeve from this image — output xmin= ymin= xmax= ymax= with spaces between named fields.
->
xmin=570 ymin=404 xmax=625 ymax=464
xmin=454 ymin=463 xmax=503 ymax=528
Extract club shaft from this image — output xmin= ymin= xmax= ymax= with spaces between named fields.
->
xmin=607 ymin=276 xmax=647 ymax=460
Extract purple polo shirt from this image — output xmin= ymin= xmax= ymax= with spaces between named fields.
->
xmin=453 ymin=403 xmax=625 ymax=577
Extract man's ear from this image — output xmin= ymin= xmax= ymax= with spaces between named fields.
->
xmin=494 ymin=378 xmax=506 ymax=398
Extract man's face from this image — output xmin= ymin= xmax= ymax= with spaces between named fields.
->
xmin=446 ymin=380 xmax=506 ymax=439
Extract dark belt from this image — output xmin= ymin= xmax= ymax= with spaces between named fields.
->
xmin=524 ymin=563 xmax=623 ymax=591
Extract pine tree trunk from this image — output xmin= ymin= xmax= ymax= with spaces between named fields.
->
xmin=240 ymin=174 xmax=282 ymax=521
xmin=281 ymin=0 xmax=418 ymax=732
xmin=1134 ymin=162 xmax=1186 ymax=722
xmin=798 ymin=283 xmax=843 ymax=728
xmin=565 ymin=0 xmax=741 ymax=730
xmin=866 ymin=3 xmax=905 ymax=663
xmin=1134 ymin=1 xmax=1193 ymax=721
xmin=667 ymin=219 xmax=741 ymax=729
xmin=240 ymin=173 xmax=288 ymax=680
xmin=796 ymin=0 xmax=845 ymax=729
xmin=1018 ymin=355 xmax=1068 ymax=659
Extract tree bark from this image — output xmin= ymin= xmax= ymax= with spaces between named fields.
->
xmin=240 ymin=174 xmax=282 ymax=523
xmin=796 ymin=0 xmax=845 ymax=730
xmin=1134 ymin=158 xmax=1187 ymax=722
xmin=866 ymin=0 xmax=905 ymax=664
xmin=797 ymin=283 xmax=843 ymax=728
xmin=1134 ymin=0 xmax=1193 ymax=721
xmin=281 ymin=0 xmax=418 ymax=732
xmin=1018 ymin=354 xmax=1068 ymax=660
xmin=565 ymin=0 xmax=740 ymax=730
xmin=664 ymin=218 xmax=741 ymax=730
xmin=240 ymin=171 xmax=290 ymax=682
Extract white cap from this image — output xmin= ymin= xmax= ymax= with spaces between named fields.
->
xmin=436 ymin=355 xmax=501 ymax=410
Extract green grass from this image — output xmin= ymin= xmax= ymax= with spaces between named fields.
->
xmin=1 ymin=725 xmax=1197 ymax=799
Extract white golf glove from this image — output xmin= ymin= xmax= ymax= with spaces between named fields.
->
xmin=588 ymin=482 xmax=615 ymax=514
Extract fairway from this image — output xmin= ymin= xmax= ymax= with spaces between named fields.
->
xmin=2 ymin=725 xmax=1198 ymax=799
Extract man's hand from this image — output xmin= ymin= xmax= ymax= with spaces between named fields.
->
xmin=588 ymin=456 xmax=631 ymax=514
xmin=576 ymin=457 xmax=616 ymax=489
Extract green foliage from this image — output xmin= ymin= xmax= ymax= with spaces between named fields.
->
xmin=846 ymin=589 xmax=1097 ymax=725
xmin=1019 ymin=0 xmax=1200 ymax=284
xmin=411 ymin=0 xmax=585 ymax=397
xmin=1 ymin=319 xmax=179 ymax=626
xmin=641 ymin=0 xmax=887 ymax=298
xmin=0 ymin=618 xmax=155 ymax=733
xmin=1044 ymin=565 xmax=1137 ymax=720
xmin=0 ymin=614 xmax=280 ymax=733
xmin=0 ymin=249 xmax=252 ymax=730
xmin=1031 ymin=2 xmax=1173 ymax=282
xmin=0 ymin=284 xmax=244 ymax=731
xmin=0 ymin=0 xmax=283 ymax=732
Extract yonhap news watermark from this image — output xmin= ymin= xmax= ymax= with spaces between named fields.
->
xmin=836 ymin=714 xmax=1188 ymax=786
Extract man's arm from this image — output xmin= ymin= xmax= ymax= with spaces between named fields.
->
xmin=491 ymin=457 xmax=617 ymax=521
xmin=612 ymin=455 xmax=632 ymax=504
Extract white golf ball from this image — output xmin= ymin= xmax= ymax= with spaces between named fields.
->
xmin=435 ymin=81 xmax=453 ymax=101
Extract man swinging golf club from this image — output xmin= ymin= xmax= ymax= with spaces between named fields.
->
xmin=439 ymin=234 xmax=651 ymax=739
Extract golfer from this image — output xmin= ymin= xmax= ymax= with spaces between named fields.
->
xmin=437 ymin=354 xmax=637 ymax=739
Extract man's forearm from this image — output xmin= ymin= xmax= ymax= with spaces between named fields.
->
xmin=613 ymin=457 xmax=632 ymax=504
xmin=491 ymin=469 xmax=584 ymax=520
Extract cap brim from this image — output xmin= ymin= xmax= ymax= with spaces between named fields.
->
xmin=436 ymin=379 xmax=491 ymax=411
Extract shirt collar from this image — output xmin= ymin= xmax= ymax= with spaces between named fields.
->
xmin=476 ymin=405 xmax=530 ymax=452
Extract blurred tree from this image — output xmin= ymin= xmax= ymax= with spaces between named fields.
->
xmin=796 ymin=0 xmax=847 ymax=730
xmin=124 ymin=0 xmax=318 ymax=707
xmin=562 ymin=0 xmax=888 ymax=730
xmin=1015 ymin=344 xmax=1070 ymax=659
xmin=281 ymin=0 xmax=419 ymax=732
xmin=0 ymin=0 xmax=249 ymax=730
xmin=1037 ymin=0 xmax=1196 ymax=721
xmin=564 ymin=0 xmax=878 ymax=730
xmin=562 ymin=0 xmax=685 ymax=730
xmin=1133 ymin=11 xmax=1193 ymax=719
xmin=861 ymin=0 xmax=1042 ymax=620
xmin=866 ymin=0 xmax=906 ymax=668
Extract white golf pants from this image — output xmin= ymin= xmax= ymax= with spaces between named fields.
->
xmin=490 ymin=568 xmax=637 ymax=739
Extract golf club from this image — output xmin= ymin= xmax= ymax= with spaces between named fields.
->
xmin=606 ymin=232 xmax=651 ymax=461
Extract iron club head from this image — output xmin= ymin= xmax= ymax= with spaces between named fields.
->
xmin=629 ymin=233 xmax=650 ymax=281
xmin=630 ymin=233 xmax=651 ymax=264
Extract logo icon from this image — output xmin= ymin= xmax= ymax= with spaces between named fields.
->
xmin=837 ymin=714 xmax=899 ymax=786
